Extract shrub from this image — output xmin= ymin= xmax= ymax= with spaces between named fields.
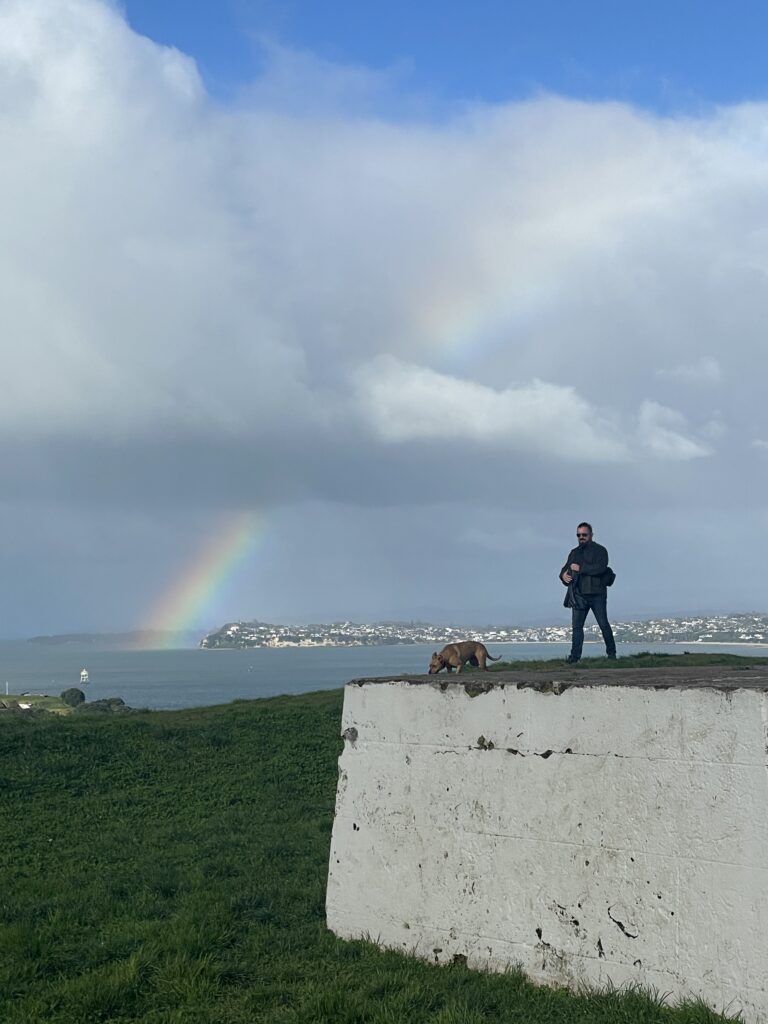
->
xmin=60 ymin=688 xmax=85 ymax=707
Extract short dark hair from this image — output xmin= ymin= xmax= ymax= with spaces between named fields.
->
xmin=577 ymin=522 xmax=593 ymax=533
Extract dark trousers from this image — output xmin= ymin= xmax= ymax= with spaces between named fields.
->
xmin=571 ymin=594 xmax=616 ymax=659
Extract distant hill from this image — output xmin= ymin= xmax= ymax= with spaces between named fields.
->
xmin=27 ymin=630 xmax=201 ymax=648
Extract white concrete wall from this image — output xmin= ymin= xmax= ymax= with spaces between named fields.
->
xmin=326 ymin=678 xmax=768 ymax=1022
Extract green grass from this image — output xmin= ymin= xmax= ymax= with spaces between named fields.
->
xmin=0 ymin=672 xmax=742 ymax=1023
xmin=1 ymin=694 xmax=71 ymax=713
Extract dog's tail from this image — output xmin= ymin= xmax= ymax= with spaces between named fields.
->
xmin=487 ymin=653 xmax=501 ymax=661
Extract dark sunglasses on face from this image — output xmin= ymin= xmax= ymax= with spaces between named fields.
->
xmin=577 ymin=532 xmax=590 ymax=538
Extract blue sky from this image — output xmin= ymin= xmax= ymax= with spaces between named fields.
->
xmin=123 ymin=0 xmax=768 ymax=110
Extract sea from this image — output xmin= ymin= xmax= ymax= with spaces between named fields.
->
xmin=2 ymin=639 xmax=766 ymax=711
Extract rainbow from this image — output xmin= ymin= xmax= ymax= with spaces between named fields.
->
xmin=139 ymin=510 xmax=266 ymax=648
xmin=412 ymin=259 xmax=554 ymax=370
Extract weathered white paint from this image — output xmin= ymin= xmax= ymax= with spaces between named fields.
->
xmin=326 ymin=676 xmax=768 ymax=1023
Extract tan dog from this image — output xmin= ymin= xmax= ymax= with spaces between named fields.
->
xmin=428 ymin=641 xmax=501 ymax=674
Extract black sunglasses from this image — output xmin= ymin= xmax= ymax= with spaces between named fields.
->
xmin=576 ymin=532 xmax=590 ymax=537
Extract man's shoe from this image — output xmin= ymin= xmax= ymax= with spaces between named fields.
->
xmin=566 ymin=655 xmax=580 ymax=664
xmin=607 ymin=653 xmax=617 ymax=660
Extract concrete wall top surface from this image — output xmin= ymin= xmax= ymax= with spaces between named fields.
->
xmin=348 ymin=664 xmax=768 ymax=692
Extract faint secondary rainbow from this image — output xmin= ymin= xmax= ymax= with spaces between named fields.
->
xmin=412 ymin=277 xmax=550 ymax=370
xmin=139 ymin=511 xmax=266 ymax=648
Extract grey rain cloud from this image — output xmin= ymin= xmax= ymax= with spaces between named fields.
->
xmin=0 ymin=0 xmax=766 ymax=634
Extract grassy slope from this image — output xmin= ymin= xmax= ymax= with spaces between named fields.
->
xmin=0 ymin=655 xmax=746 ymax=1024
xmin=1 ymin=694 xmax=71 ymax=713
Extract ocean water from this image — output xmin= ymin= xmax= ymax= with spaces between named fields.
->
xmin=1 ymin=639 xmax=766 ymax=711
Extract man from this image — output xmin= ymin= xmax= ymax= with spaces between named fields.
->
xmin=559 ymin=522 xmax=616 ymax=663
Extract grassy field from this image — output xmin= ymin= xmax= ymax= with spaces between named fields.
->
xmin=0 ymin=653 xmax=747 ymax=1023
xmin=1 ymin=693 xmax=71 ymax=714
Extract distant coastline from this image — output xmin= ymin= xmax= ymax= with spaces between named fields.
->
xmin=27 ymin=630 xmax=199 ymax=648
xmin=24 ymin=616 xmax=768 ymax=652
xmin=199 ymin=613 xmax=768 ymax=650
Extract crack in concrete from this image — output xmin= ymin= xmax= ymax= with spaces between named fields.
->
xmin=608 ymin=905 xmax=639 ymax=939
xmin=346 ymin=737 xmax=764 ymax=768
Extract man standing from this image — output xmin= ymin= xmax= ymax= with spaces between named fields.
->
xmin=559 ymin=522 xmax=616 ymax=663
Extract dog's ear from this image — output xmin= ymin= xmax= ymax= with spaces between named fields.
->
xmin=431 ymin=652 xmax=437 ymax=657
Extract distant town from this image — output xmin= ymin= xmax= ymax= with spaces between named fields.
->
xmin=200 ymin=613 xmax=768 ymax=649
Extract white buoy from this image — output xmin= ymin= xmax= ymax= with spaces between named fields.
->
xmin=80 ymin=669 xmax=89 ymax=684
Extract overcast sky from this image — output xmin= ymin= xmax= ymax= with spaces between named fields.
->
xmin=1 ymin=0 xmax=767 ymax=636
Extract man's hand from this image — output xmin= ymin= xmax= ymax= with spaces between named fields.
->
xmin=562 ymin=571 xmax=573 ymax=583
xmin=570 ymin=563 xmax=580 ymax=572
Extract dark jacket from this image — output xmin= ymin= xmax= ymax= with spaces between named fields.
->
xmin=559 ymin=540 xmax=609 ymax=597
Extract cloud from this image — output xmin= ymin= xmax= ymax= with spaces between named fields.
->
xmin=240 ymin=36 xmax=418 ymax=118
xmin=0 ymin=0 xmax=765 ymax=470
xmin=353 ymin=357 xmax=710 ymax=463
xmin=656 ymin=357 xmax=722 ymax=382
xmin=0 ymin=0 xmax=349 ymax=446
xmin=352 ymin=356 xmax=627 ymax=460
xmin=636 ymin=401 xmax=711 ymax=460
